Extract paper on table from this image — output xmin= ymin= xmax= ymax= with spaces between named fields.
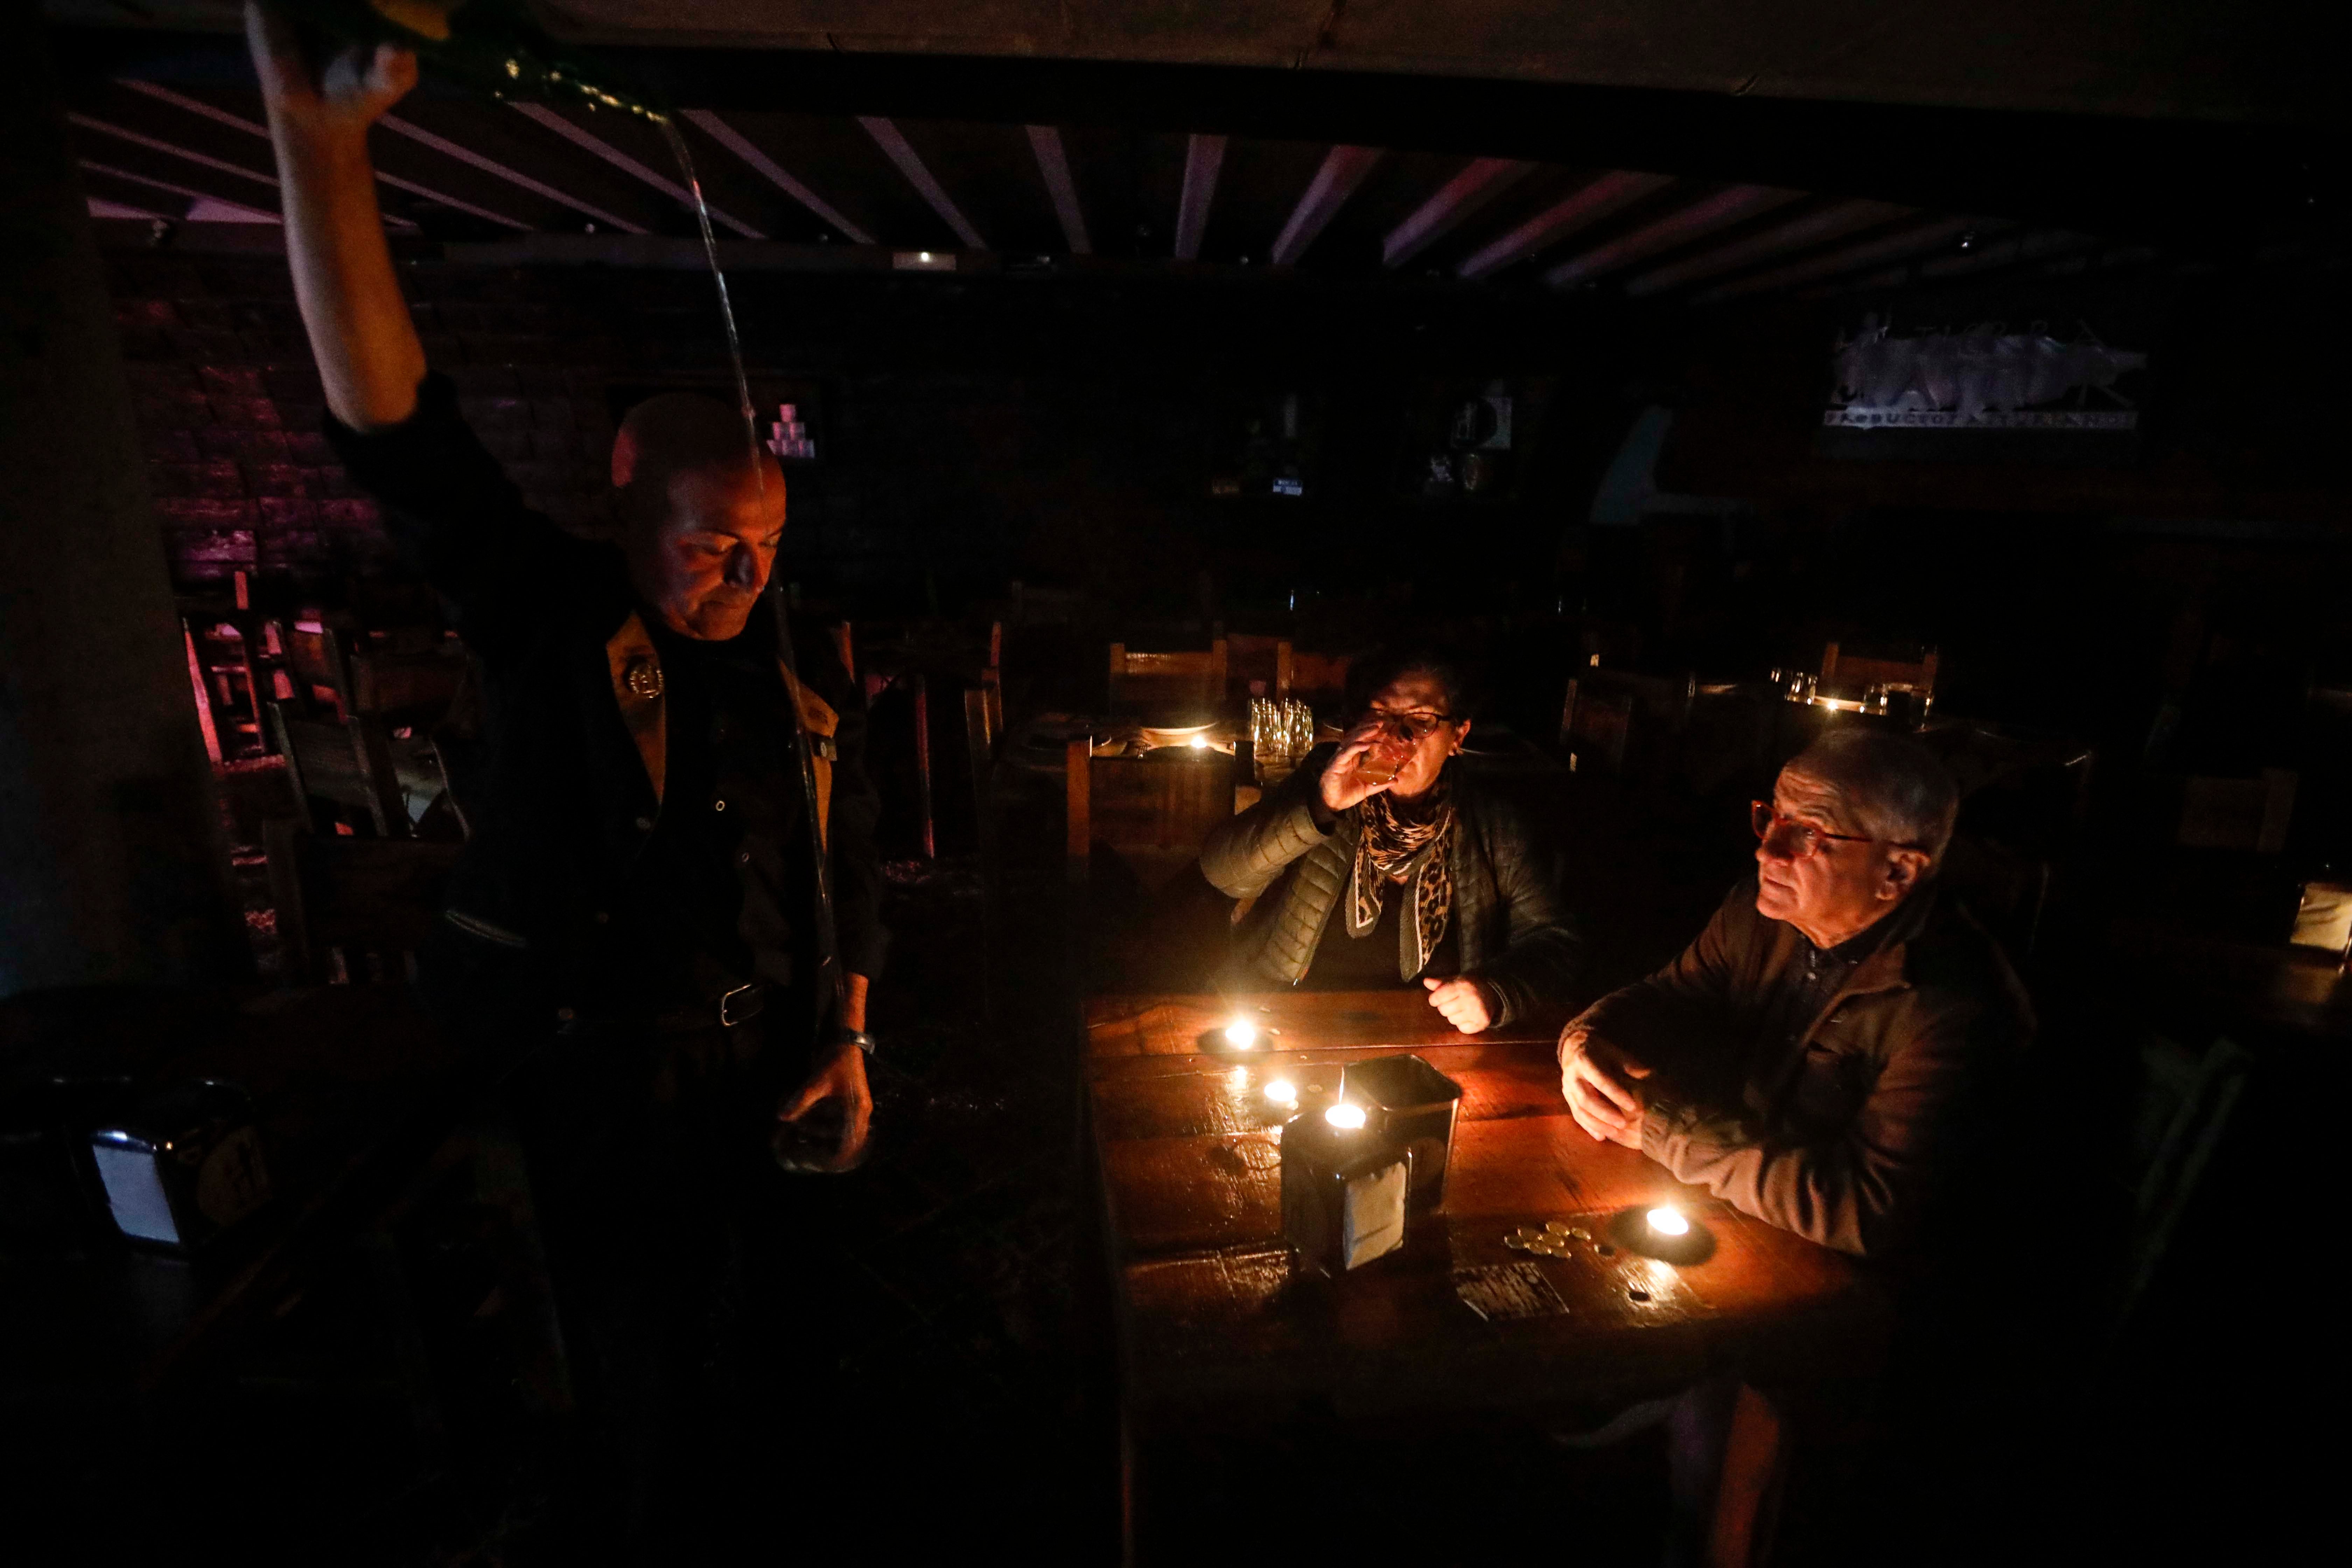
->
xmin=1340 ymin=1158 xmax=1408 ymax=1269
xmin=1453 ymin=1262 xmax=1569 ymax=1322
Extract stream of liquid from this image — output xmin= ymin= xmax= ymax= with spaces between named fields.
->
xmin=657 ymin=118 xmax=845 ymax=1020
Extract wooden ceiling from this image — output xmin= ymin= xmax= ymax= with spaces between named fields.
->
xmin=51 ymin=2 xmax=2334 ymax=298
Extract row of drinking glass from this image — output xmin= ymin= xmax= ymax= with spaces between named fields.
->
xmin=1249 ymin=696 xmax=1317 ymax=783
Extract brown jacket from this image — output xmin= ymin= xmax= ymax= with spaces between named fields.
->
xmin=1568 ymin=876 xmax=2031 ymax=1256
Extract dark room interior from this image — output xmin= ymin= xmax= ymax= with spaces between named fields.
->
xmin=2 ymin=2 xmax=2341 ymax=1563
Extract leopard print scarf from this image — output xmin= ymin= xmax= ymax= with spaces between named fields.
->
xmin=1348 ymin=784 xmax=1456 ymax=979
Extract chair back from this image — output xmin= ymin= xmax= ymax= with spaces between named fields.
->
xmin=1284 ymin=649 xmax=1353 ymax=709
xmin=263 ymin=821 xmax=462 ymax=985
xmin=284 ymin=621 xmax=355 ymax=717
xmin=1109 ymin=640 xmax=1228 ymax=715
xmin=2113 ymin=1034 xmax=2250 ymax=1335
xmin=267 ymin=701 xmax=408 ymax=836
xmin=1066 ymin=741 xmax=1236 ymax=892
xmin=1822 ymin=641 xmax=1938 ymax=695
xmin=350 ymin=643 xmax=470 ymax=725
xmin=2175 ymin=769 xmax=2298 ymax=853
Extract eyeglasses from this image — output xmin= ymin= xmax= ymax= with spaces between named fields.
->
xmin=1366 ymin=710 xmax=1455 ymax=742
xmin=1750 ymin=801 xmax=1918 ymax=859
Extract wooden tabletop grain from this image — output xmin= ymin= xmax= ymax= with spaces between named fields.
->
xmin=1085 ymin=990 xmax=1891 ymax=1432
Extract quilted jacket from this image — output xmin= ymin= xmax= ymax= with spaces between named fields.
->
xmin=1198 ymin=745 xmax=1580 ymax=1025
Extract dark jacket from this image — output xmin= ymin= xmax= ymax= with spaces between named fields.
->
xmin=1198 ymin=747 xmax=1580 ymax=1025
xmin=325 ymin=374 xmax=884 ymax=1021
xmin=1571 ymin=875 xmax=2032 ymax=1256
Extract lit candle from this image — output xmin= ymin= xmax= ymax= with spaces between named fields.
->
xmin=1222 ymin=1018 xmax=1259 ymax=1050
xmin=1264 ymin=1078 xmax=1298 ymax=1107
xmin=1646 ymin=1205 xmax=1689 ymax=1238
xmin=1324 ymin=1101 xmax=1366 ymax=1129
xmin=1188 ymin=733 xmax=1209 ymax=748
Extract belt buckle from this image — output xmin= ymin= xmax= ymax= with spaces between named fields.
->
xmin=718 ymin=982 xmax=762 ymax=1028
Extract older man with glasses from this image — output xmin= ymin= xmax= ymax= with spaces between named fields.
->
xmin=1559 ymin=728 xmax=2031 ymax=1256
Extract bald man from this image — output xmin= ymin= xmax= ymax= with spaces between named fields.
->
xmin=251 ymin=6 xmax=884 ymax=1536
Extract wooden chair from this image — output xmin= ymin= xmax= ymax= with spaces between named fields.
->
xmin=1065 ymin=739 xmax=1236 ymax=892
xmin=1822 ymin=641 xmax=1938 ymax=699
xmin=263 ymin=820 xmax=463 ymax=984
xmin=1559 ymin=679 xmax=1635 ymax=773
xmin=285 ymin=618 xmax=357 ymax=719
xmin=1283 ymin=649 xmax=1353 ymax=708
xmin=267 ymin=700 xmax=409 ymax=837
xmin=1224 ymin=633 xmax=1279 ymax=697
xmin=349 ymin=642 xmax=470 ymax=726
xmin=1109 ymin=640 xmax=1227 ymax=715
xmin=2112 ymin=1033 xmax=2250 ymax=1340
xmin=2175 ymin=769 xmax=2298 ymax=853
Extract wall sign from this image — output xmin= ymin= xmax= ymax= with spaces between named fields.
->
xmin=1825 ymin=315 xmax=2147 ymax=432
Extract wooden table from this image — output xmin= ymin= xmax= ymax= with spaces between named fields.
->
xmin=2101 ymin=915 xmax=2352 ymax=1041
xmin=1085 ymin=989 xmax=1892 ymax=1554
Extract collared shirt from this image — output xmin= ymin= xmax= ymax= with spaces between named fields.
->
xmin=594 ymin=612 xmax=812 ymax=1015
xmin=1766 ymin=913 xmax=1892 ymax=1054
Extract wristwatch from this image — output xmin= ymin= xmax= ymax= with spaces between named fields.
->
xmin=827 ymin=1026 xmax=878 ymax=1055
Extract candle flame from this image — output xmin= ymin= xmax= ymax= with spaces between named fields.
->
xmin=1222 ymin=1018 xmax=1258 ymax=1050
xmin=1264 ymin=1078 xmax=1298 ymax=1107
xmin=1646 ymin=1205 xmax=1689 ymax=1237
xmin=1188 ymin=733 xmax=1209 ymax=748
xmin=1325 ymin=1101 xmax=1366 ymax=1129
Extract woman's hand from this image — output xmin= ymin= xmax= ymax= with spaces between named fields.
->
xmin=1423 ymin=976 xmax=1495 ymax=1034
xmin=1318 ymin=715 xmax=1397 ymax=814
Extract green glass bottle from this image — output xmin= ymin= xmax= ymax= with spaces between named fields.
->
xmin=279 ymin=0 xmax=666 ymax=121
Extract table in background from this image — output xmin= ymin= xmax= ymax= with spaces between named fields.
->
xmin=1084 ymin=989 xmax=1892 ymax=1556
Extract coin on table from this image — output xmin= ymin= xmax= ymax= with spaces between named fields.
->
xmin=1567 ymin=1227 xmax=1591 ymax=1241
xmin=1543 ymin=1220 xmax=1572 ymax=1237
xmin=1504 ymin=1232 xmax=1534 ymax=1252
xmin=1535 ymin=1238 xmax=1569 ymax=1257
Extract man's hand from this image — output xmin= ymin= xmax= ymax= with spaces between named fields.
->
xmin=1558 ymin=1025 xmax=1651 ymax=1149
xmin=1422 ymin=975 xmax=1495 ymax=1034
xmin=246 ymin=3 xmax=427 ymax=432
xmin=248 ymin=2 xmax=417 ymax=140
xmin=777 ymin=1041 xmax=872 ymax=1172
xmin=1318 ymin=715 xmax=1397 ymax=815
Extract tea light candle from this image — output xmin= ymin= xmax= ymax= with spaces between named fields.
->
xmin=1223 ymin=1018 xmax=1259 ymax=1050
xmin=1324 ymin=1101 xmax=1366 ymax=1129
xmin=1264 ymin=1077 xmax=1298 ymax=1107
xmin=1188 ymin=733 xmax=1209 ymax=748
xmin=1646 ymin=1204 xmax=1689 ymax=1238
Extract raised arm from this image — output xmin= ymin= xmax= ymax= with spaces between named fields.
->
xmin=246 ymin=2 xmax=425 ymax=430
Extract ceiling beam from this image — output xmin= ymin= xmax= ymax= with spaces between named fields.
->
xmin=1382 ymin=157 xmax=1534 ymax=268
xmin=80 ymin=159 xmax=280 ymax=224
xmin=1024 ymin=125 xmax=1091 ymax=255
xmin=1456 ymin=170 xmax=1671 ymax=280
xmin=117 ymin=80 xmax=530 ymax=232
xmin=857 ymin=115 xmax=986 ymax=250
xmin=1624 ymin=198 xmax=1912 ymax=296
xmin=1269 ymin=145 xmax=1383 ymax=266
xmin=511 ymin=103 xmax=763 ymax=238
xmin=381 ymin=114 xmax=646 ymax=234
xmin=1693 ymin=215 xmax=1977 ymax=303
xmin=680 ymin=110 xmax=873 ymax=245
xmin=67 ymin=111 xmax=276 ymax=190
xmin=1544 ymin=184 xmax=1804 ymax=288
xmin=1174 ymin=133 xmax=1226 ymax=261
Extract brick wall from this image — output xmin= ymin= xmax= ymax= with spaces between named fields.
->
xmin=104 ymin=245 xmax=623 ymax=593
